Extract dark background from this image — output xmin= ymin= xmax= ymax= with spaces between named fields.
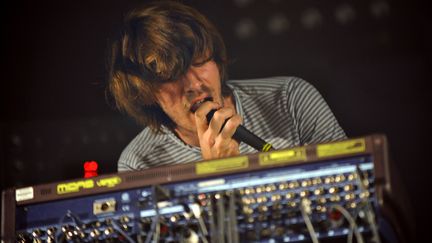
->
xmin=1 ymin=0 xmax=429 ymax=241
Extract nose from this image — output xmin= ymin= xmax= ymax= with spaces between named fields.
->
xmin=183 ymin=67 xmax=203 ymax=92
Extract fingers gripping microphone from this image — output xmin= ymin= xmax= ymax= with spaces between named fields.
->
xmin=191 ymin=97 xmax=275 ymax=152
xmin=206 ymin=110 xmax=275 ymax=152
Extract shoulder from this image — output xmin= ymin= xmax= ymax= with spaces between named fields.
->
xmin=118 ymin=127 xmax=169 ymax=171
xmin=227 ymin=76 xmax=312 ymax=94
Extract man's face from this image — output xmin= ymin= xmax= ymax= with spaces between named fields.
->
xmin=155 ymin=60 xmax=223 ymax=133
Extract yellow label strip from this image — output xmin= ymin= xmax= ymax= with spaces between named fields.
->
xmin=196 ymin=156 xmax=249 ymax=175
xmin=259 ymin=147 xmax=307 ymax=166
xmin=317 ymin=138 xmax=366 ymax=158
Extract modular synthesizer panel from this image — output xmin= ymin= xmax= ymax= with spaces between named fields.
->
xmin=1 ymin=135 xmax=404 ymax=243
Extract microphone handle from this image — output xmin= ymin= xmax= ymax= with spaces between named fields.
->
xmin=206 ymin=110 xmax=274 ymax=152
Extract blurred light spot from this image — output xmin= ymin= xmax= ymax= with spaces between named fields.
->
xmin=233 ymin=0 xmax=254 ymax=8
xmin=268 ymin=13 xmax=290 ymax=34
xmin=14 ymin=159 xmax=25 ymax=171
xmin=235 ymin=18 xmax=257 ymax=39
xmin=370 ymin=1 xmax=390 ymax=18
xmin=301 ymin=8 xmax=323 ymax=29
xmin=334 ymin=4 xmax=356 ymax=25
xmin=11 ymin=134 xmax=22 ymax=146
xmin=100 ymin=132 xmax=108 ymax=143
xmin=82 ymin=134 xmax=90 ymax=144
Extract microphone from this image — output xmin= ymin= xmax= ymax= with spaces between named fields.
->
xmin=191 ymin=97 xmax=275 ymax=152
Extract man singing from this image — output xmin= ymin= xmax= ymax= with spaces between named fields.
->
xmin=107 ymin=1 xmax=346 ymax=171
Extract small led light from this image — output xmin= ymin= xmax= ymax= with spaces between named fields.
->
xmin=84 ymin=161 xmax=99 ymax=178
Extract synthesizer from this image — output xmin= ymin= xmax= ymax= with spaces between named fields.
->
xmin=2 ymin=134 xmax=405 ymax=242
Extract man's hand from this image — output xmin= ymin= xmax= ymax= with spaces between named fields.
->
xmin=194 ymin=101 xmax=242 ymax=160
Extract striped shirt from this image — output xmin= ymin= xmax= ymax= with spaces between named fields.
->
xmin=118 ymin=77 xmax=346 ymax=171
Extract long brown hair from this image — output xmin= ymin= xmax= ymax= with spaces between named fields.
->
xmin=108 ymin=1 xmax=229 ymax=132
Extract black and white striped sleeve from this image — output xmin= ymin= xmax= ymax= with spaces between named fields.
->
xmin=284 ymin=77 xmax=346 ymax=145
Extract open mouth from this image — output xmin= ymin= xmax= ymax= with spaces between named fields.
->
xmin=190 ymin=97 xmax=213 ymax=113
